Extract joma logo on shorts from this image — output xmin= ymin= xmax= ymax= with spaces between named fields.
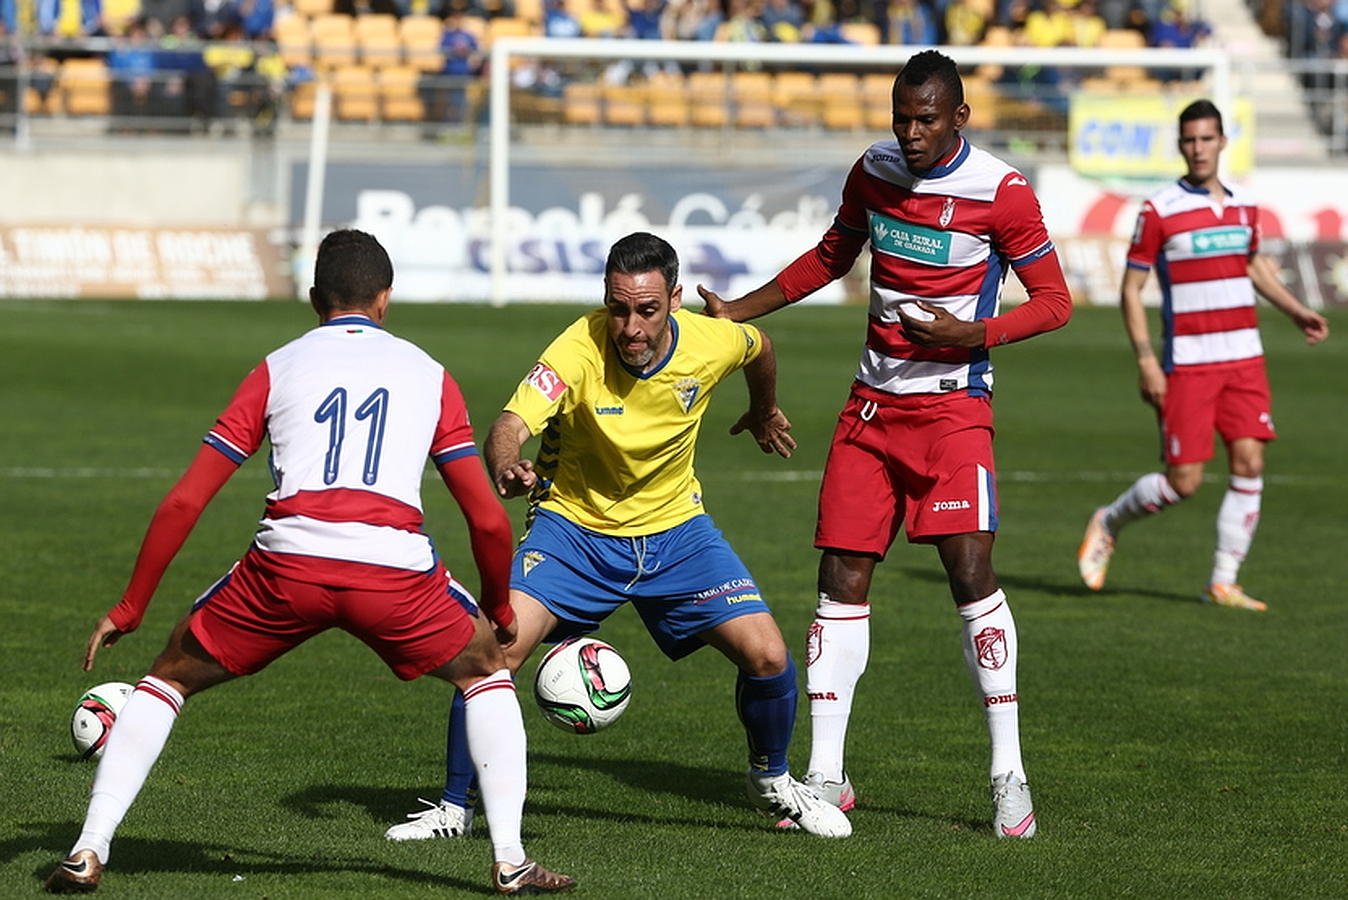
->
xmin=932 ymin=499 xmax=971 ymax=511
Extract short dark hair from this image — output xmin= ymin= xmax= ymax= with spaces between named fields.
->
xmin=312 ymin=229 xmax=393 ymax=313
xmin=896 ymin=49 xmax=964 ymax=108
xmin=1178 ymin=99 xmax=1223 ymax=135
xmin=605 ymin=232 xmax=679 ymax=294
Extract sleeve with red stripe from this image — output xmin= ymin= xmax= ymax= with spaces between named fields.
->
xmin=981 ymin=251 xmax=1073 ymax=347
xmin=203 ymin=362 xmax=270 ymax=463
xmin=1125 ymin=201 xmax=1163 ymax=270
xmin=436 ymin=455 xmax=515 ymax=628
xmin=775 ymin=158 xmax=870 ymax=302
xmin=431 ymin=370 xmax=479 ymax=466
xmin=107 ymin=445 xmax=241 ymax=633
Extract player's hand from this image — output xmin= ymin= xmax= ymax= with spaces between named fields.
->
xmin=697 ymin=284 xmax=731 ymax=319
xmin=1137 ymin=356 xmax=1167 ymax=411
xmin=731 ymin=406 xmax=796 ymax=458
xmin=1297 ymin=310 xmax=1329 ymax=345
xmin=494 ymin=460 xmax=536 ymax=498
xmin=84 ymin=615 xmax=125 ymax=672
xmin=896 ymin=302 xmax=983 ymax=348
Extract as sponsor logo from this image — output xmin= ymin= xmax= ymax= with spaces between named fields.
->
xmin=1190 ymin=226 xmax=1250 ymax=256
xmin=974 ymin=626 xmax=1008 ymax=670
xmin=868 ymin=211 xmax=953 ymax=264
xmin=932 ymin=499 xmax=971 ymax=512
xmin=525 ymin=362 xmax=567 ymax=402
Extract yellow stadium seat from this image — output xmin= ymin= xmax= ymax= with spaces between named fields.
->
xmin=646 ymin=73 xmax=690 ymax=127
xmin=562 ymin=82 xmax=600 ymax=125
xmin=61 ymin=59 xmax=111 ymax=117
xmin=840 ymin=22 xmax=880 ymax=45
xmin=772 ymin=71 xmax=817 ymax=127
xmin=332 ymin=64 xmax=378 ymax=120
xmin=602 ymin=84 xmax=646 ymax=126
xmin=732 ymin=71 xmax=775 ymax=128
xmin=379 ymin=65 xmax=424 ymax=121
xmin=1100 ymin=28 xmax=1145 ymax=49
xmin=293 ymin=0 xmax=333 ymax=16
xmin=312 ymin=14 xmax=357 ymax=70
xmin=484 ymin=16 xmax=535 ymax=48
xmin=687 ymin=70 xmax=730 ymax=128
xmin=400 ymin=15 xmax=445 ymax=71
xmin=275 ymin=15 xmax=313 ymax=68
xmin=356 ymin=13 xmax=400 ymax=68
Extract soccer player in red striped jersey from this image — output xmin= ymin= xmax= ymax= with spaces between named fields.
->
xmin=700 ymin=50 xmax=1071 ymax=839
xmin=45 ymin=230 xmax=574 ymax=896
xmin=1077 ymin=100 xmax=1329 ymax=612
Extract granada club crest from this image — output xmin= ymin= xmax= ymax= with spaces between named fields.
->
xmin=939 ymin=196 xmax=956 ymax=228
xmin=806 ymin=621 xmax=824 ymax=666
xmin=974 ymin=626 xmax=1008 ymax=670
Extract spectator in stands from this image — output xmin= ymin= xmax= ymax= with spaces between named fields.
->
xmin=239 ymin=0 xmax=273 ymax=38
xmin=191 ymin=0 xmax=243 ymax=38
xmin=1022 ymin=0 xmax=1074 ymax=46
xmin=108 ymin=16 xmax=160 ymax=125
xmin=157 ymin=12 xmax=211 ymax=122
xmin=760 ymin=0 xmax=804 ymax=41
xmin=719 ymin=0 xmax=770 ymax=41
xmin=1148 ymin=0 xmax=1209 ymax=48
xmin=422 ymin=6 xmax=480 ymax=123
xmin=1070 ymin=0 xmax=1105 ymax=46
xmin=670 ymin=0 xmax=724 ymax=40
xmin=623 ymin=0 xmax=668 ymax=37
xmin=882 ymin=0 xmax=937 ymax=44
xmin=141 ymin=0 xmax=191 ymax=31
xmin=578 ymin=0 xmax=625 ymax=35
xmin=544 ymin=0 xmax=583 ymax=35
xmin=943 ymin=0 xmax=988 ymax=44
xmin=805 ymin=7 xmax=850 ymax=40
xmin=0 ymin=18 xmax=16 ymax=125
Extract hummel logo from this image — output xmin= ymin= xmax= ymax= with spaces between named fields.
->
xmin=496 ymin=861 xmax=536 ymax=889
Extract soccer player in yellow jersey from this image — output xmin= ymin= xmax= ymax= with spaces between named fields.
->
xmin=385 ymin=232 xmax=852 ymax=841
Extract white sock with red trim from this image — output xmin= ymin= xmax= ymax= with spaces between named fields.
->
xmin=72 ymin=676 xmax=185 ymax=864
xmin=957 ymin=590 xmax=1025 ymax=783
xmin=1103 ymin=472 xmax=1182 ymax=533
xmin=804 ymin=595 xmax=870 ymax=783
xmin=1211 ymin=475 xmax=1262 ymax=585
xmin=463 ymin=670 xmax=527 ymax=866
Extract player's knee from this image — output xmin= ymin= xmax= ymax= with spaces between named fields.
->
xmin=1167 ymin=471 xmax=1203 ymax=498
xmin=741 ymin=640 xmax=789 ymax=678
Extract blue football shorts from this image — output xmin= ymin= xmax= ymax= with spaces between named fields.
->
xmin=510 ymin=509 xmax=772 ymax=660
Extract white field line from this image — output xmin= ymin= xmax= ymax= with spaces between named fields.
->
xmin=1 ymin=466 xmax=1337 ymax=487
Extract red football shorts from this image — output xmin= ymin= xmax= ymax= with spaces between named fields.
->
xmin=1161 ymin=360 xmax=1276 ymax=465
xmin=188 ymin=551 xmax=479 ymax=680
xmin=815 ymin=390 xmax=998 ymax=555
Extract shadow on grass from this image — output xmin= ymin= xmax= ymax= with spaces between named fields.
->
xmin=9 ymin=823 xmax=477 ymax=893
xmin=895 ymin=565 xmax=1195 ymax=605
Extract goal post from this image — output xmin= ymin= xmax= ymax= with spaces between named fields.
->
xmin=487 ymin=37 xmax=1232 ymax=307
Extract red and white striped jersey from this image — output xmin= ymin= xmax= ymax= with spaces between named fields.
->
xmin=1126 ymin=179 xmax=1262 ymax=371
xmin=777 ymin=136 xmax=1059 ymax=397
xmin=203 ymin=314 xmax=479 ymax=587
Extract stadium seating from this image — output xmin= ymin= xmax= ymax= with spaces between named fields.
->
xmin=378 ymin=66 xmax=424 ymax=121
xmin=312 ymin=14 xmax=358 ymax=69
xmin=400 ymin=15 xmax=445 ymax=72
xmin=687 ymin=71 xmax=730 ymax=128
xmin=60 ymin=59 xmax=111 ymax=117
xmin=275 ymin=14 xmax=314 ymax=68
xmin=332 ymin=65 xmax=378 ymax=120
xmin=646 ymin=73 xmax=691 ymax=127
xmin=355 ymin=14 xmax=401 ymax=68
xmin=731 ymin=71 xmax=775 ymax=128
xmin=293 ymin=0 xmax=334 ymax=16
xmin=772 ymin=71 xmax=818 ymax=128
xmin=817 ymin=73 xmax=862 ymax=130
xmin=562 ymin=81 xmax=601 ymax=125
xmin=603 ymin=84 xmax=647 ymax=126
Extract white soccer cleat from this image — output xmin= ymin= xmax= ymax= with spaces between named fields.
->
xmin=1077 ymin=507 xmax=1116 ymax=591
xmin=384 ymin=798 xmax=474 ymax=841
xmin=775 ymin=770 xmax=856 ymax=829
xmin=990 ymin=772 xmax=1037 ymax=839
xmin=747 ymin=772 xmax=852 ymax=838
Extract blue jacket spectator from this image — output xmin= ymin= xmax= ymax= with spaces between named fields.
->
xmin=544 ymin=0 xmax=582 ymax=37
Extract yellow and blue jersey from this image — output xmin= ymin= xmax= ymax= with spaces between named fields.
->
xmin=503 ymin=307 xmax=764 ymax=536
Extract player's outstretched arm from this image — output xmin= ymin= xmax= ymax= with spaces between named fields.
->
xmin=731 ymin=330 xmax=796 ymax=458
xmin=437 ymin=455 xmax=515 ymax=637
xmin=1120 ymin=265 xmax=1166 ymax=411
xmin=90 ymin=446 xmax=239 ymax=670
xmin=698 ymin=280 xmax=790 ymax=323
xmin=1247 ymin=254 xmax=1330 ymax=345
xmin=485 ymin=411 xmax=537 ymax=499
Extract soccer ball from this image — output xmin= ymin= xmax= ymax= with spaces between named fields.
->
xmin=533 ymin=637 xmax=631 ymax=735
xmin=70 ymin=682 xmax=134 ymax=760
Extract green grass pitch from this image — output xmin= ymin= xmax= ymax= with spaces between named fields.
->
xmin=2 ymin=299 xmax=1345 ymax=898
